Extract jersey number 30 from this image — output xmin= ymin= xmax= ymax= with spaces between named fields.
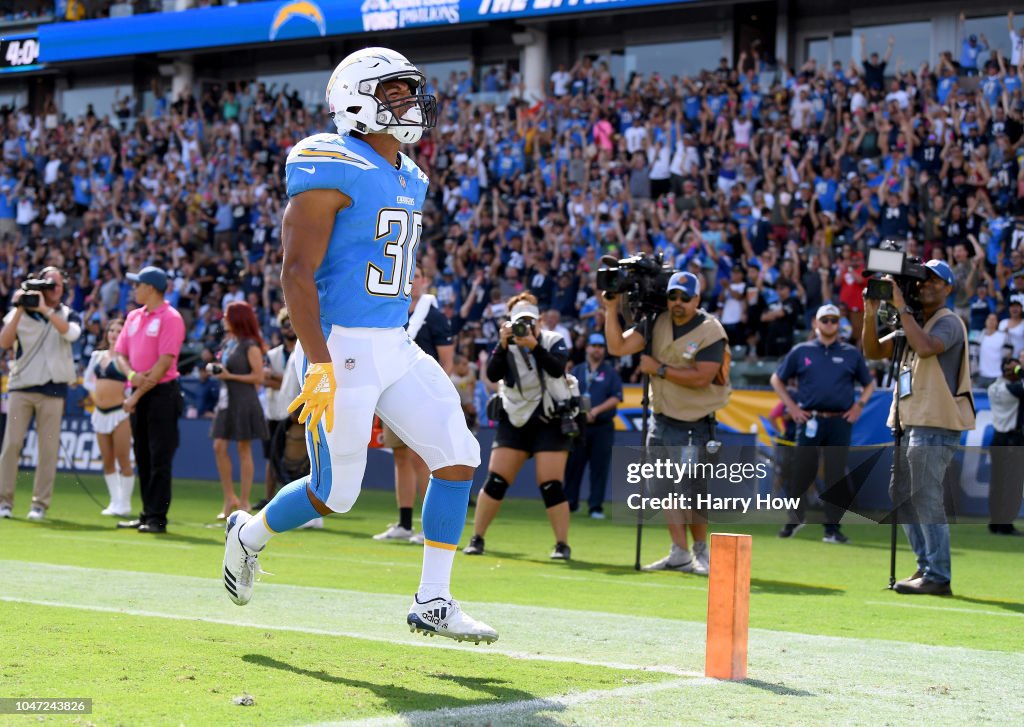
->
xmin=366 ymin=208 xmax=422 ymax=297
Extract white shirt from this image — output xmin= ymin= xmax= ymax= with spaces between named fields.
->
xmin=733 ymin=118 xmax=753 ymax=146
xmin=625 ymin=125 xmax=647 ymax=154
xmin=998 ymin=318 xmax=1024 ymax=357
xmin=44 ymin=159 xmax=61 ymax=185
xmin=884 ymin=89 xmax=910 ymax=110
xmin=15 ymin=198 xmax=36 ymax=226
xmin=790 ymin=98 xmax=813 ymax=129
xmin=979 ymin=329 xmax=1009 ymax=378
xmin=550 ymin=70 xmax=572 ymax=96
xmin=1012 ymin=29 xmax=1024 ymax=66
xmin=720 ymin=283 xmax=746 ymax=325
xmin=987 ymin=376 xmax=1021 ymax=432
xmin=850 ymin=90 xmax=868 ymax=114
xmin=647 ymin=144 xmax=671 ymax=180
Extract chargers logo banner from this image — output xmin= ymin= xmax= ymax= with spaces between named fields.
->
xmin=39 ymin=0 xmax=685 ymax=63
xmin=269 ymin=1 xmax=327 ymax=40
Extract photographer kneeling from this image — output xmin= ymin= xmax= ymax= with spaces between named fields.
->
xmin=464 ymin=293 xmax=579 ymax=561
xmin=602 ymin=271 xmax=731 ymax=576
xmin=863 ymin=260 xmax=974 ymax=596
xmin=0 ymin=268 xmax=81 ymax=521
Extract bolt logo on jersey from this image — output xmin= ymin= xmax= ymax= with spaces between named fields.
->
xmin=285 ymin=132 xmax=429 ymax=332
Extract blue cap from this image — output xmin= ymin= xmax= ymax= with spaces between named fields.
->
xmin=126 ymin=265 xmax=168 ymax=292
xmin=924 ymin=259 xmax=954 ymax=286
xmin=587 ymin=333 xmax=606 ymax=346
xmin=667 ymin=271 xmax=701 ymax=297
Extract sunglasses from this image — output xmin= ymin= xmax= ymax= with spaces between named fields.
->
xmin=667 ymin=291 xmax=693 ymax=302
xmin=819 ymin=317 xmax=839 ymax=324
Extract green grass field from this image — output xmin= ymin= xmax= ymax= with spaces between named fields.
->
xmin=1 ymin=473 xmax=1022 ymax=726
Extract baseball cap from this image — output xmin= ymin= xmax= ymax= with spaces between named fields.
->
xmin=816 ymin=303 xmax=841 ymax=320
xmin=666 ymin=271 xmax=701 ymax=297
xmin=126 ymin=265 xmax=168 ymax=292
xmin=924 ymin=259 xmax=954 ymax=286
xmin=509 ymin=301 xmax=540 ymax=322
xmin=587 ymin=333 xmax=606 ymax=347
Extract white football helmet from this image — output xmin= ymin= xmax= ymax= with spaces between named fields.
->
xmin=326 ymin=47 xmax=437 ymax=144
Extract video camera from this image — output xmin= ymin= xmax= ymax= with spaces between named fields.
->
xmin=596 ymin=253 xmax=675 ymax=316
xmin=14 ymin=278 xmax=57 ymax=309
xmin=864 ymin=240 xmax=928 ymax=318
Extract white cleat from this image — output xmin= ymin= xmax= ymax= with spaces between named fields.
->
xmin=0 ymin=505 xmax=12 ymax=519
xmin=408 ymin=531 xmax=424 ymax=545
xmin=373 ymin=523 xmax=415 ymax=541
xmin=406 ymin=595 xmax=498 ymax=644
xmin=641 ymin=553 xmax=708 ymax=576
xmin=299 ymin=517 xmax=324 ymax=529
xmin=26 ymin=507 xmax=45 ymax=522
xmin=223 ymin=510 xmax=262 ymax=606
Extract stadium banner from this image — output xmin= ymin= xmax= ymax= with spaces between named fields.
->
xmin=39 ymin=0 xmax=687 ymax=63
xmin=17 ymin=397 xmax=1016 ymax=517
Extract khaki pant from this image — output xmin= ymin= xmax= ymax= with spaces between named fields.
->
xmin=0 ymin=390 xmax=65 ymax=511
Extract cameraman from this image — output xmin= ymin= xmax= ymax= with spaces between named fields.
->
xmin=602 ymin=271 xmax=731 ymax=575
xmin=0 ymin=267 xmax=81 ymax=521
xmin=863 ymin=260 xmax=974 ymax=596
xmin=464 ymin=293 xmax=576 ymax=561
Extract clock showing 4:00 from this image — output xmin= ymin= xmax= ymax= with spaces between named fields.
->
xmin=0 ymin=36 xmax=41 ymax=73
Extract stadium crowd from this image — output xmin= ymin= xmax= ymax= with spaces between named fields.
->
xmin=4 ymin=25 xmax=1024 ymax=421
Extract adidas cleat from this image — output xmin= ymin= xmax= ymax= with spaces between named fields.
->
xmin=223 ymin=510 xmax=263 ymax=606
xmin=406 ymin=595 xmax=498 ymax=644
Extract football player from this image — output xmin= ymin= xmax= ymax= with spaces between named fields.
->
xmin=222 ymin=47 xmax=496 ymax=644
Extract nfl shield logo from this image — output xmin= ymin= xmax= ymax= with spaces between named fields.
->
xmin=398 ymin=175 xmax=406 ymax=189
xmin=345 ymin=358 xmax=356 ymax=370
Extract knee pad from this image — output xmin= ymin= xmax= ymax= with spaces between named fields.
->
xmin=540 ymin=480 xmax=567 ymax=509
xmin=483 ymin=472 xmax=510 ymax=501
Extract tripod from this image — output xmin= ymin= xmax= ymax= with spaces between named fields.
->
xmin=634 ymin=310 xmax=657 ymax=571
xmin=885 ymin=329 xmax=908 ymax=589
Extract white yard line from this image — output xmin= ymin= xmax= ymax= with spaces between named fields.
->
xmin=319 ymin=678 xmax=714 ymax=727
xmin=864 ymin=600 xmax=1024 ymax=618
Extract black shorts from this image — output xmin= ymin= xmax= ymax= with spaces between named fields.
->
xmin=262 ymin=418 xmax=290 ymax=459
xmin=493 ymin=408 xmax=573 ymax=455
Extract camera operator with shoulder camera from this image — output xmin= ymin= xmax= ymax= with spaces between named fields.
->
xmin=0 ymin=267 xmax=81 ymax=521
xmin=464 ymin=292 xmax=581 ymax=561
xmin=602 ymin=271 xmax=732 ymax=576
xmin=863 ymin=259 xmax=974 ymax=596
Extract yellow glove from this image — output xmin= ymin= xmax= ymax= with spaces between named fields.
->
xmin=288 ymin=362 xmax=336 ymax=445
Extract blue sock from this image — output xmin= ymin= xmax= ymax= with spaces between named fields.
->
xmin=421 ymin=476 xmax=471 ymax=547
xmin=418 ymin=476 xmax=472 ymax=601
xmin=262 ymin=478 xmax=320 ymax=533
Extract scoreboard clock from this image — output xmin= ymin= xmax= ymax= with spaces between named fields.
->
xmin=0 ymin=35 xmax=42 ymax=73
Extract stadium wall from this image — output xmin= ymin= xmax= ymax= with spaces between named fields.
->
xmin=16 ymin=390 xmax=1020 ymax=518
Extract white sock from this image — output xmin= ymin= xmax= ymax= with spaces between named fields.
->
xmin=103 ymin=473 xmax=118 ymax=508
xmin=239 ymin=512 xmax=274 ymax=551
xmin=118 ymin=473 xmax=134 ymax=511
xmin=417 ymin=544 xmax=455 ymax=602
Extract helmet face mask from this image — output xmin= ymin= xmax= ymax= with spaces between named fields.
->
xmin=327 ymin=48 xmax=438 ymax=144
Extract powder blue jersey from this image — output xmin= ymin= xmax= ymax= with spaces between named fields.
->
xmin=285 ymin=133 xmax=429 ymax=331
